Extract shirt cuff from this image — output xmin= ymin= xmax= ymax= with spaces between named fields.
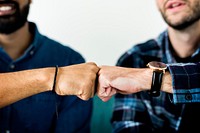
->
xmin=167 ymin=63 xmax=200 ymax=104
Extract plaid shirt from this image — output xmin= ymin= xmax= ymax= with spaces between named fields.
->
xmin=111 ymin=31 xmax=200 ymax=133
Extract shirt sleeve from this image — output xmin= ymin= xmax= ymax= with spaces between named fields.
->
xmin=167 ymin=62 xmax=200 ymax=104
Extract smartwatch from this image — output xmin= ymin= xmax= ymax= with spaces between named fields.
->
xmin=147 ymin=61 xmax=167 ymax=97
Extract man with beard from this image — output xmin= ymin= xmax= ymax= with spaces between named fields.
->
xmin=0 ymin=0 xmax=99 ymax=132
xmin=96 ymin=0 xmax=200 ymax=132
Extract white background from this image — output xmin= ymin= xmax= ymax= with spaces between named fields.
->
xmin=29 ymin=0 xmax=166 ymax=66
xmin=28 ymin=0 xmax=167 ymax=132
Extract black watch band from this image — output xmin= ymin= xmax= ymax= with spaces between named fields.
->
xmin=149 ymin=71 xmax=163 ymax=97
xmin=147 ymin=61 xmax=167 ymax=97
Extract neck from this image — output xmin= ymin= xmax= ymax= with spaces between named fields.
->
xmin=168 ymin=20 xmax=200 ymax=58
xmin=0 ymin=22 xmax=33 ymax=60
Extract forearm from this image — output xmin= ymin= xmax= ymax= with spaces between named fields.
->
xmin=0 ymin=67 xmax=55 ymax=108
xmin=115 ymin=67 xmax=172 ymax=92
xmin=0 ymin=62 xmax=99 ymax=106
xmin=161 ymin=71 xmax=173 ymax=93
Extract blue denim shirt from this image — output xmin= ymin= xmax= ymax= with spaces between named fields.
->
xmin=0 ymin=22 xmax=93 ymax=133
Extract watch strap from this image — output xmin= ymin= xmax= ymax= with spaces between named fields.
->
xmin=149 ymin=70 xmax=163 ymax=97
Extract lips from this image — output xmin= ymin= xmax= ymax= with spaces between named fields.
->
xmin=0 ymin=4 xmax=16 ymax=16
xmin=165 ymin=0 xmax=186 ymax=10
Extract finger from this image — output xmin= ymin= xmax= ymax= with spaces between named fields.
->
xmin=77 ymin=94 xmax=90 ymax=101
xmin=93 ymin=70 xmax=100 ymax=96
xmin=90 ymin=85 xmax=95 ymax=98
xmin=110 ymin=88 xmax=117 ymax=96
xmin=97 ymin=86 xmax=110 ymax=98
xmin=100 ymin=96 xmax=112 ymax=102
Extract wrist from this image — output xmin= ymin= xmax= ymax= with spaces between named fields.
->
xmin=52 ymin=65 xmax=59 ymax=92
xmin=142 ymin=68 xmax=153 ymax=91
xmin=38 ymin=67 xmax=56 ymax=91
xmin=130 ymin=68 xmax=152 ymax=91
xmin=161 ymin=72 xmax=173 ymax=93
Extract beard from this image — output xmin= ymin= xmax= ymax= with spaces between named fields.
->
xmin=0 ymin=1 xmax=30 ymax=34
xmin=160 ymin=1 xmax=200 ymax=30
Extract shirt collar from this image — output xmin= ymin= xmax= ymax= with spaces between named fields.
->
xmin=27 ymin=22 xmax=43 ymax=51
xmin=12 ymin=22 xmax=43 ymax=62
xmin=155 ymin=30 xmax=176 ymax=63
xmin=156 ymin=30 xmax=200 ymax=63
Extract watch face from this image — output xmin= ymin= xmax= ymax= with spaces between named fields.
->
xmin=148 ymin=61 xmax=167 ymax=69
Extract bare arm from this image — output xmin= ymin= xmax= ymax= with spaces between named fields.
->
xmin=161 ymin=71 xmax=173 ymax=93
xmin=0 ymin=68 xmax=54 ymax=108
xmin=97 ymin=66 xmax=173 ymax=102
xmin=0 ymin=62 xmax=99 ymax=108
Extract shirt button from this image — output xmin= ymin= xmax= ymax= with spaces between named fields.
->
xmin=185 ymin=93 xmax=192 ymax=101
xmin=30 ymin=51 xmax=34 ymax=55
xmin=10 ymin=64 xmax=15 ymax=69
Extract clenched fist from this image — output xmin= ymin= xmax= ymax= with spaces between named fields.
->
xmin=54 ymin=62 xmax=99 ymax=100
